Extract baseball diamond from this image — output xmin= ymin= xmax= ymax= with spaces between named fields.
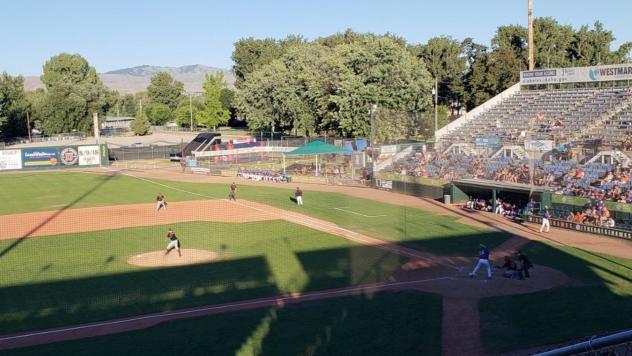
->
xmin=3 ymin=4 xmax=632 ymax=354
xmin=0 ymin=168 xmax=631 ymax=356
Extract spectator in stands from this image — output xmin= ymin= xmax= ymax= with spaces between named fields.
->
xmin=566 ymin=212 xmax=575 ymax=222
xmin=606 ymin=217 xmax=616 ymax=228
xmin=552 ymin=119 xmax=563 ymax=129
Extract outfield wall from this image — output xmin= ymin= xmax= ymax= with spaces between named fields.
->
xmin=0 ymin=144 xmax=108 ymax=172
xmin=373 ymin=174 xmax=449 ymax=200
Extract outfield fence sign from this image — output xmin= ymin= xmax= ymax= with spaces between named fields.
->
xmin=21 ymin=147 xmax=59 ymax=168
xmin=0 ymin=149 xmax=22 ymax=170
xmin=520 ymin=63 xmax=632 ymax=85
xmin=79 ymin=145 xmax=101 ymax=166
xmin=0 ymin=144 xmax=107 ymax=172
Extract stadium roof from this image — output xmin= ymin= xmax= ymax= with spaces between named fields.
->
xmin=286 ymin=140 xmax=344 ymax=156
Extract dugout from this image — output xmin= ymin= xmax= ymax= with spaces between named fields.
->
xmin=450 ymin=179 xmax=546 ymax=211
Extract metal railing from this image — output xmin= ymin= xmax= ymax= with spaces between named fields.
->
xmin=535 ymin=328 xmax=632 ymax=355
xmin=525 ymin=215 xmax=632 ymax=240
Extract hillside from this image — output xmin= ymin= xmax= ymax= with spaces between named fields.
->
xmin=23 ymin=64 xmax=235 ymax=93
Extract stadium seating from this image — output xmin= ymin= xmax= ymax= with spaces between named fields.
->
xmin=443 ymin=88 xmax=630 ymax=144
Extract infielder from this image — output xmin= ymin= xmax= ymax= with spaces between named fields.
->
xmin=469 ymin=244 xmax=492 ymax=279
xmin=156 ymin=192 xmax=167 ymax=211
xmin=228 ymin=182 xmax=237 ymax=201
xmin=295 ymin=187 xmax=303 ymax=206
xmin=164 ymin=228 xmax=181 ymax=256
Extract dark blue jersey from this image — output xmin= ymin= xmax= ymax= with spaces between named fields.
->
xmin=479 ymin=247 xmax=490 ymax=260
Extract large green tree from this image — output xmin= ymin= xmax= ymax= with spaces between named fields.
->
xmin=200 ymin=72 xmax=230 ymax=129
xmin=130 ymin=108 xmax=150 ymax=136
xmin=36 ymin=53 xmax=110 ymax=134
xmin=235 ymin=32 xmax=432 ymax=139
xmin=0 ymin=73 xmax=29 ymax=139
xmin=175 ymin=95 xmax=204 ymax=128
xmin=415 ymin=36 xmax=466 ymax=112
xmin=231 ymin=38 xmax=284 ymax=89
xmin=146 ymin=72 xmax=184 ymax=110
xmin=144 ymin=103 xmax=172 ymax=125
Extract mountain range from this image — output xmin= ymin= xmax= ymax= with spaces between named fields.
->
xmin=23 ymin=64 xmax=235 ymax=93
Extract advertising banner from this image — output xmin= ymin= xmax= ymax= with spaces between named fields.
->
xmin=520 ymin=63 xmax=632 ymax=85
xmin=78 ymin=145 xmax=101 ymax=166
xmin=0 ymin=149 xmax=22 ymax=170
xmin=524 ymin=139 xmax=553 ymax=152
xmin=59 ymin=147 xmax=79 ymax=166
xmin=375 ymin=179 xmax=393 ymax=190
xmin=22 ymin=147 xmax=59 ymax=168
xmin=475 ymin=136 xmax=501 ymax=148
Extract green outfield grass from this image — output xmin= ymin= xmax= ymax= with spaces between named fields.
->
xmin=0 ymin=220 xmax=404 ymax=334
xmin=0 ymin=171 xmax=508 ymax=256
xmin=480 ymin=242 xmax=632 ymax=353
xmin=6 ymin=291 xmax=441 ymax=356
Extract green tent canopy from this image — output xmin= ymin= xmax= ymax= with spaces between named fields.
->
xmin=284 ymin=140 xmax=344 ymax=177
xmin=286 ymin=140 xmax=344 ymax=156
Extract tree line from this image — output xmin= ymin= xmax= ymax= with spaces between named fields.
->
xmin=0 ymin=54 xmax=235 ymax=139
xmin=1 ymin=17 xmax=630 ymax=141
xmin=233 ymin=18 xmax=631 ymax=141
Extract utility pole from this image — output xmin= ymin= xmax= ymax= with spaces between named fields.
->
xmin=528 ymin=0 xmax=535 ymax=70
xmin=369 ymin=104 xmax=377 ymax=145
xmin=189 ymin=93 xmax=193 ymax=132
xmin=26 ymin=111 xmax=32 ymax=142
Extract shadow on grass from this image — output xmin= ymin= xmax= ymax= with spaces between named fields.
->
xmin=0 ymin=172 xmax=118 ymax=260
xmin=0 ymin=244 xmax=405 ymax=335
xmin=7 ymin=291 xmax=442 ymax=356
xmin=479 ymin=239 xmax=632 ymax=354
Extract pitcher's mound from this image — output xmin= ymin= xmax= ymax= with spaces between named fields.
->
xmin=127 ymin=249 xmax=220 ymax=268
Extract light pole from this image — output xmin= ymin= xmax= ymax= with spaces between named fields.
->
xmin=528 ymin=0 xmax=534 ymax=70
xmin=369 ymin=104 xmax=378 ymax=145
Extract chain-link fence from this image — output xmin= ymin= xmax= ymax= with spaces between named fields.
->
xmin=108 ymin=145 xmax=181 ymax=161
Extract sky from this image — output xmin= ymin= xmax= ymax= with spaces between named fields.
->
xmin=1 ymin=0 xmax=631 ymax=76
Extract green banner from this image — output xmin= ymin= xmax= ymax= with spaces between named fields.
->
xmin=551 ymin=193 xmax=632 ymax=214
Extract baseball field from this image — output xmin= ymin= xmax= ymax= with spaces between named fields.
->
xmin=1 ymin=169 xmax=632 ymax=355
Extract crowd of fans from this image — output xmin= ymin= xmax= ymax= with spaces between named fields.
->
xmin=563 ymin=204 xmax=616 ymax=228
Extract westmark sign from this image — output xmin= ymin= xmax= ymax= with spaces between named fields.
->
xmin=520 ymin=63 xmax=632 ymax=85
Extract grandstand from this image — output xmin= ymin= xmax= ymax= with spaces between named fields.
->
xmin=374 ymin=63 xmax=632 ymax=231
xmin=439 ymin=87 xmax=632 ymax=145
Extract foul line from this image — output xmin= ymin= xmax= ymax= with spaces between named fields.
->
xmin=333 ymin=207 xmax=387 ymax=218
xmin=104 ymin=168 xmax=461 ymax=271
xmin=0 ymin=277 xmax=453 ymax=342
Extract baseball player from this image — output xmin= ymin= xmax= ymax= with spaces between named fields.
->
xmin=469 ymin=244 xmax=492 ymax=279
xmin=164 ymin=228 xmax=181 ymax=256
xmin=156 ymin=192 xmax=167 ymax=211
xmin=228 ymin=182 xmax=237 ymax=201
xmin=295 ymin=187 xmax=303 ymax=206
xmin=540 ymin=207 xmax=551 ymax=233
